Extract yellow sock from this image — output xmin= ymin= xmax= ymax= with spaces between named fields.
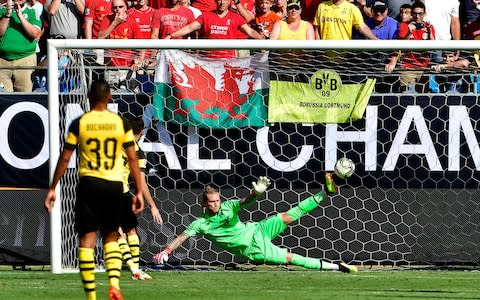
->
xmin=118 ymin=237 xmax=137 ymax=273
xmin=78 ymin=247 xmax=96 ymax=300
xmin=127 ymin=234 xmax=140 ymax=269
xmin=104 ymin=241 xmax=122 ymax=289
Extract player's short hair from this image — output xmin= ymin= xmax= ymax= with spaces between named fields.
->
xmin=126 ymin=115 xmax=144 ymax=135
xmin=400 ymin=3 xmax=411 ymax=10
xmin=88 ymin=79 xmax=111 ymax=105
xmin=203 ymin=184 xmax=219 ymax=203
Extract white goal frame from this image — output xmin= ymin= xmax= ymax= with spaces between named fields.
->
xmin=47 ymin=39 xmax=480 ymax=274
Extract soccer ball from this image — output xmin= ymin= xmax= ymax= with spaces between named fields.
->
xmin=334 ymin=158 xmax=355 ymax=179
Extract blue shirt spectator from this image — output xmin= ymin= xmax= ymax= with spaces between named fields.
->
xmin=355 ymin=0 xmax=398 ymax=40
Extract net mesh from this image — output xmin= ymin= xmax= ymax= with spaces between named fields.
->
xmin=52 ymin=45 xmax=480 ymax=271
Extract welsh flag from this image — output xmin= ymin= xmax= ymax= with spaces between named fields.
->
xmin=153 ymin=50 xmax=268 ymax=129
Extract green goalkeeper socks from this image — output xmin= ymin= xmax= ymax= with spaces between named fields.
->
xmin=287 ymin=192 xmax=326 ymax=222
xmin=290 ymin=254 xmax=321 ymax=269
xmin=290 ymin=254 xmax=340 ymax=271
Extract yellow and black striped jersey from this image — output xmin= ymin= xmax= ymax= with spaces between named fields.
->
xmin=121 ymin=141 xmax=146 ymax=193
xmin=65 ymin=110 xmax=135 ymax=182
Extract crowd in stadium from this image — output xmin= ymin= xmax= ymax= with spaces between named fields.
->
xmin=0 ymin=0 xmax=476 ymax=93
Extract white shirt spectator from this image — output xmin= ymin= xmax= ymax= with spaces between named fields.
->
xmin=423 ymin=0 xmax=460 ymax=40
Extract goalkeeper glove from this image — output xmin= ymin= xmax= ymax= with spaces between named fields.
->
xmin=153 ymin=247 xmax=172 ymax=264
xmin=252 ymin=176 xmax=271 ymax=195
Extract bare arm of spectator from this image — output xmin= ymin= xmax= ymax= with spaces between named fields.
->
xmin=451 ymin=15 xmax=460 ymax=41
xmin=98 ymin=12 xmax=127 ymax=39
xmin=151 ymin=27 xmax=159 ymax=39
xmin=232 ymin=1 xmax=254 ymax=24
xmin=166 ymin=21 xmax=202 ymax=39
xmin=313 ymin=25 xmax=320 ymax=40
xmin=269 ymin=20 xmax=281 ymax=40
xmin=84 ymin=19 xmax=93 ymax=39
xmin=240 ymin=23 xmax=265 ymax=39
xmin=46 ymin=0 xmax=62 ymax=15
xmin=425 ymin=23 xmax=435 ymax=40
xmin=0 ymin=1 xmax=13 ymax=37
xmin=353 ymin=0 xmax=371 ymax=19
xmin=385 ymin=51 xmax=400 ymax=73
xmin=46 ymin=0 xmax=84 ymax=16
xmin=431 ymin=58 xmax=469 ymax=73
xmin=357 ymin=23 xmax=378 ymax=40
xmin=75 ymin=0 xmax=85 ymax=15
xmin=306 ymin=22 xmax=314 ymax=40
xmin=15 ymin=2 xmax=41 ymax=39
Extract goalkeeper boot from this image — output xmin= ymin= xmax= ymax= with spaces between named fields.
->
xmin=132 ymin=270 xmax=153 ymax=280
xmin=338 ymin=262 xmax=358 ymax=273
xmin=325 ymin=173 xmax=339 ymax=195
xmin=108 ymin=287 xmax=124 ymax=300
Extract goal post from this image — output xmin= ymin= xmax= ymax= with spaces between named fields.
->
xmin=48 ymin=39 xmax=480 ymax=274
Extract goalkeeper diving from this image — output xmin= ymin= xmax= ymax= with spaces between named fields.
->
xmin=153 ymin=176 xmax=357 ymax=273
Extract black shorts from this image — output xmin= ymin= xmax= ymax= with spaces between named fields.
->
xmin=119 ymin=192 xmax=138 ymax=231
xmin=75 ymin=176 xmax=123 ymax=236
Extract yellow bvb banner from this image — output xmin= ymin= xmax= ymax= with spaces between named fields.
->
xmin=268 ymin=69 xmax=376 ymax=123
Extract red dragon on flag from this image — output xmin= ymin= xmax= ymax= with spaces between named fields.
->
xmin=154 ymin=50 xmax=268 ymax=129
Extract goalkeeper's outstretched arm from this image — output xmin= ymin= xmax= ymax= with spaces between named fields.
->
xmin=240 ymin=176 xmax=271 ymax=207
xmin=153 ymin=233 xmax=189 ymax=264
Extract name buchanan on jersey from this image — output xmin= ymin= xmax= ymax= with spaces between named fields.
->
xmin=86 ymin=123 xmax=117 ymax=131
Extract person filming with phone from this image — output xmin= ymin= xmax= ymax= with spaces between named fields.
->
xmin=399 ymin=0 xmax=434 ymax=41
xmin=385 ymin=1 xmax=435 ymax=93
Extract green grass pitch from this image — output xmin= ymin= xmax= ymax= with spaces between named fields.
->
xmin=0 ymin=267 xmax=479 ymax=299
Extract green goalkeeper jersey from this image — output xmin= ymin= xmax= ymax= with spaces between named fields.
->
xmin=184 ymin=200 xmax=256 ymax=258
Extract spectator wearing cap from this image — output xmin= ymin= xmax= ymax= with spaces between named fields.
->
xmin=356 ymin=0 xmax=397 ymax=39
xmin=312 ymin=0 xmax=378 ymax=40
xmin=270 ymin=0 xmax=314 ymax=39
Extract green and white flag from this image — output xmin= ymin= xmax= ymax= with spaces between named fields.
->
xmin=153 ymin=50 xmax=268 ymax=129
xmin=268 ymin=69 xmax=376 ymax=123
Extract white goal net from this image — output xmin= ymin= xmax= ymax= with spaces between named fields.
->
xmin=48 ymin=40 xmax=480 ymax=273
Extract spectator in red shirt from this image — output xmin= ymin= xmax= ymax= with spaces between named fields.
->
xmin=190 ymin=0 xmax=216 ymax=14
xmin=129 ymin=0 xmax=155 ymax=38
xmin=385 ymin=1 xmax=435 ymax=93
xmin=165 ymin=0 xmax=264 ymax=58
xmin=151 ymin=0 xmax=195 ymax=38
xmin=84 ymin=0 xmax=112 ymax=39
xmin=98 ymin=0 xmax=142 ymax=86
xmin=128 ymin=0 xmax=155 ymax=67
xmin=84 ymin=0 xmax=112 ymax=66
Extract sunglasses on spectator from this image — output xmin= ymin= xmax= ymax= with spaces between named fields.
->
xmin=287 ymin=5 xmax=300 ymax=10
xmin=112 ymin=5 xmax=125 ymax=8
xmin=412 ymin=11 xmax=424 ymax=16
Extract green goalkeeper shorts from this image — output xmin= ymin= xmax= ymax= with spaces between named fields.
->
xmin=246 ymin=213 xmax=289 ymax=265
